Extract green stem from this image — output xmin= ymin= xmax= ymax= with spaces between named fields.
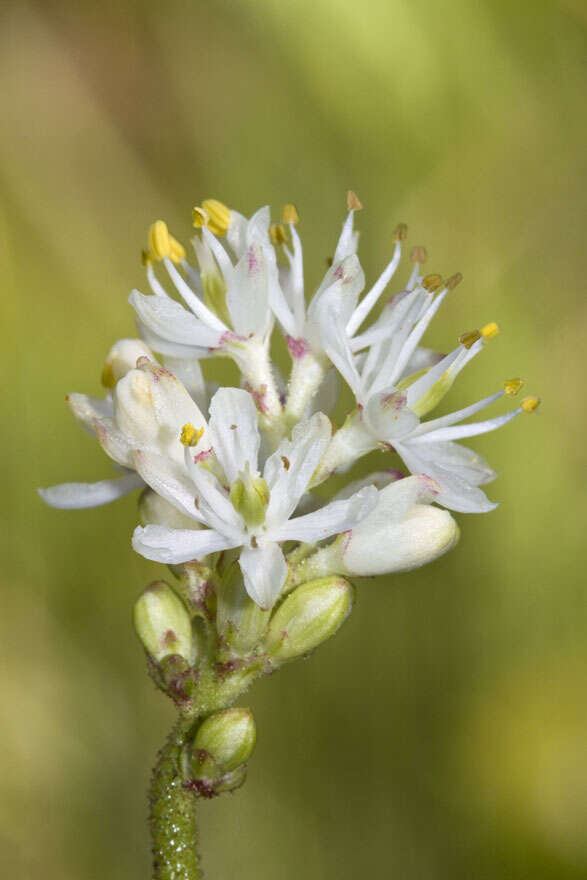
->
xmin=150 ymin=712 xmax=201 ymax=880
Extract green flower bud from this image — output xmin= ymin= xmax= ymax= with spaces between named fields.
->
xmin=216 ymin=563 xmax=271 ymax=653
xmin=265 ymin=576 xmax=354 ymax=663
xmin=133 ymin=581 xmax=194 ymax=664
xmin=229 ymin=465 xmax=270 ymax=528
xmin=191 ymin=709 xmax=256 ymax=782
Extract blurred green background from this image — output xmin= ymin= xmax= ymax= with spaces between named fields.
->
xmin=1 ymin=0 xmax=585 ymax=877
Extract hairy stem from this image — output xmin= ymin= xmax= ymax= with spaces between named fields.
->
xmin=150 ymin=712 xmax=201 ymax=880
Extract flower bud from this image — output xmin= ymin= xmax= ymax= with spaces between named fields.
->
xmin=265 ymin=577 xmax=353 ymax=663
xmin=191 ymin=709 xmax=256 ymax=782
xmin=133 ymin=581 xmax=194 ymax=664
xmin=341 ymin=476 xmax=459 ymax=576
xmin=229 ymin=466 xmax=270 ymax=528
xmin=216 ymin=564 xmax=271 ymax=653
xmin=101 ymin=339 xmax=155 ymax=388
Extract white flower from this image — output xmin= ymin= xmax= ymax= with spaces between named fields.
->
xmin=39 ymin=349 xmax=208 ymax=509
xmin=132 ymin=387 xmax=377 ymax=609
xmin=314 ymin=274 xmax=539 ymax=512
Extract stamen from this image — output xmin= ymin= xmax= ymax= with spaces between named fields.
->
xmin=141 ymin=249 xmax=153 ymax=267
xmin=101 ymin=362 xmax=116 ymax=389
xmin=446 ymin=272 xmax=463 ymax=290
xmin=148 ymin=221 xmax=171 ymax=261
xmin=392 ymin=223 xmax=407 ymax=242
xmin=180 ymin=423 xmax=204 ymax=447
xmin=410 ymin=246 xmax=427 ymax=264
xmin=168 ymin=235 xmax=186 ymax=264
xmin=422 ymin=274 xmax=444 ymax=292
xmin=282 ymin=204 xmax=299 ymax=224
xmin=481 ymin=321 xmax=499 ymax=340
xmin=521 ymin=396 xmax=540 ymax=413
xmin=192 ymin=206 xmax=210 ymax=228
xmin=192 ymin=200 xmax=231 ymax=237
xmin=459 ymin=329 xmax=482 ymax=349
xmin=504 ymin=378 xmax=524 ymax=396
xmin=270 ymin=223 xmax=288 ymax=245
xmin=346 ymin=190 xmax=363 ymax=211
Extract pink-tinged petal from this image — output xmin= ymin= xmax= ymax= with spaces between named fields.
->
xmin=129 ymin=290 xmax=224 ymax=349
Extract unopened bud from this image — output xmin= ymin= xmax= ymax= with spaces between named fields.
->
xmin=229 ymin=467 xmax=270 ymax=528
xmin=191 ymin=709 xmax=256 ymax=781
xmin=265 ymin=577 xmax=353 ymax=663
xmin=102 ymin=339 xmax=154 ymax=387
xmin=340 ymin=477 xmax=459 ymax=576
xmin=133 ymin=581 xmax=193 ymax=664
xmin=216 ymin=564 xmax=271 ymax=653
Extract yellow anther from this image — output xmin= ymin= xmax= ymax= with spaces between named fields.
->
xmin=141 ymin=248 xmax=154 ymax=268
xmin=282 ymin=203 xmax=299 ymax=224
xmin=346 ymin=190 xmax=363 ymax=211
xmin=202 ymin=199 xmax=231 ymax=236
xmin=422 ymin=273 xmax=444 ymax=292
xmin=410 ymin=246 xmax=427 ymax=264
xmin=192 ymin=200 xmax=231 ymax=236
xmin=148 ymin=220 xmax=171 ymax=261
xmin=446 ymin=272 xmax=463 ymax=290
xmin=168 ymin=235 xmax=186 ymax=264
xmin=270 ymin=223 xmax=288 ymax=245
xmin=521 ymin=395 xmax=540 ymax=414
xmin=180 ymin=423 xmax=204 ymax=447
xmin=101 ymin=362 xmax=116 ymax=389
xmin=192 ymin=206 xmax=210 ymax=229
xmin=392 ymin=223 xmax=408 ymax=242
xmin=504 ymin=378 xmax=524 ymax=397
xmin=481 ymin=321 xmax=500 ymax=340
xmin=459 ymin=329 xmax=482 ymax=349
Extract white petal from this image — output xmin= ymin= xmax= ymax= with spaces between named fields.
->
xmin=129 ymin=291 xmax=223 ymax=349
xmin=38 ymin=473 xmax=143 ymax=509
xmin=394 ymin=441 xmax=498 ymax=513
xmin=363 ymin=389 xmax=420 ymax=440
xmin=163 ymin=258 xmax=228 ymax=332
xmin=132 ymin=524 xmax=235 ymax=564
xmin=132 ymin=449 xmax=205 ymax=522
xmin=208 ymin=387 xmax=261 ymax=483
xmin=239 ymin=542 xmax=287 ymax=609
xmin=135 ymin=318 xmax=212 ymax=360
xmin=414 ymin=440 xmax=497 ymax=487
xmin=332 ymin=469 xmax=405 ymax=501
xmin=105 ymin=339 xmax=156 ymax=382
xmin=183 ymin=456 xmax=245 ymax=537
xmin=67 ymin=393 xmax=113 ymax=433
xmin=245 ymin=206 xmax=271 ymax=246
xmin=333 ymin=211 xmax=359 ymax=263
xmin=264 ymin=412 xmax=332 ymax=525
xmin=268 ymin=485 xmax=377 ymax=544
xmin=163 ymin=356 xmax=209 ymax=412
xmin=226 ymin=242 xmax=272 ymax=336
xmin=410 ymin=408 xmax=522 ymax=444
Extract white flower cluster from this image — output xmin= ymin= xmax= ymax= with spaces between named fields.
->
xmin=40 ymin=194 xmax=539 ymax=608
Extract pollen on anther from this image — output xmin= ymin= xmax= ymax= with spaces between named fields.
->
xmin=504 ymin=377 xmax=524 ymax=396
xmin=422 ymin=273 xmax=444 ymax=292
xmin=459 ymin=329 xmax=482 ymax=349
xmin=281 ymin=456 xmax=290 ymax=471
xmin=270 ymin=224 xmax=288 ymax=245
xmin=446 ymin=272 xmax=463 ymax=290
xmin=180 ymin=423 xmax=204 ymax=447
xmin=521 ymin=395 xmax=540 ymax=414
xmin=481 ymin=321 xmax=499 ymax=340
xmin=282 ymin=204 xmax=299 ymax=224
xmin=346 ymin=190 xmax=363 ymax=212
xmin=393 ymin=223 xmax=407 ymax=242
xmin=410 ymin=246 xmax=427 ymax=264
